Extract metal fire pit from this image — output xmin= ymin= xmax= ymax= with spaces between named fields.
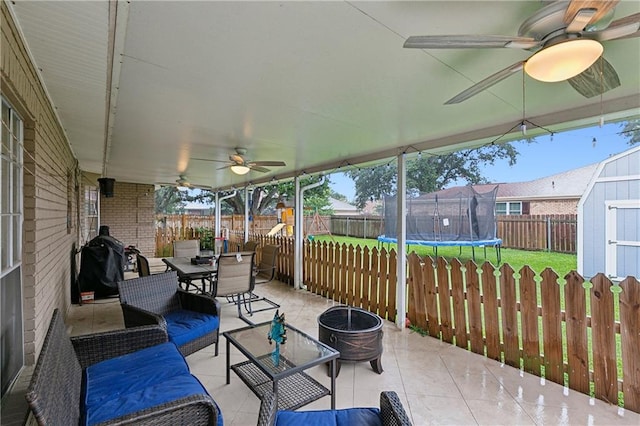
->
xmin=318 ymin=306 xmax=383 ymax=377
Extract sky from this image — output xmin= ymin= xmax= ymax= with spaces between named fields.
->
xmin=329 ymin=121 xmax=634 ymax=202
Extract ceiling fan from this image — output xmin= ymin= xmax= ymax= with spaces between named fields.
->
xmin=192 ymin=148 xmax=286 ymax=175
xmin=157 ymin=174 xmax=192 ymax=187
xmin=404 ymin=0 xmax=640 ymax=104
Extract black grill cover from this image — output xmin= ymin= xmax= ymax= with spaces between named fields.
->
xmin=78 ymin=235 xmax=125 ymax=297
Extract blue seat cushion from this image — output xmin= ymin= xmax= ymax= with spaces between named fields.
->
xmin=84 ymin=374 xmax=208 ymax=425
xmin=85 ymin=342 xmax=189 ymax=406
xmin=84 ymin=342 xmax=223 ymax=425
xmin=275 ymin=407 xmax=382 ymax=426
xmin=164 ymin=309 xmax=220 ymax=348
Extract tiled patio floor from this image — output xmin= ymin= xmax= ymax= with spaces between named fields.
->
xmin=64 ymin=260 xmax=639 ymax=426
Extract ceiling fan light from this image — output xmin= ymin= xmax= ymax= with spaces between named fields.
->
xmin=524 ymin=39 xmax=603 ymax=82
xmin=230 ymin=165 xmax=250 ymax=175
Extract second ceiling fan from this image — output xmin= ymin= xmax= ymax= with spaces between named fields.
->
xmin=193 ymin=148 xmax=286 ymax=175
xmin=404 ymin=0 xmax=640 ymax=104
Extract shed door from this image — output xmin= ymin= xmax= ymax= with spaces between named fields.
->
xmin=605 ymin=200 xmax=640 ymax=280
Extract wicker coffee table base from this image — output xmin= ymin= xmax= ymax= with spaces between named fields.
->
xmin=231 ymin=359 xmax=330 ymax=411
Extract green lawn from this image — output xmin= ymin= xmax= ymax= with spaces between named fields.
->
xmin=312 ymin=235 xmax=577 ymax=278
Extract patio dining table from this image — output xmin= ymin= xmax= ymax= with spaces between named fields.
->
xmin=162 ymin=256 xmax=218 ymax=294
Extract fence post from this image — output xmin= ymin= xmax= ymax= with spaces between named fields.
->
xmin=363 ymin=216 xmax=367 ymax=238
xmin=547 ymin=216 xmax=551 ymax=252
xmin=346 ymin=217 xmax=350 ymax=237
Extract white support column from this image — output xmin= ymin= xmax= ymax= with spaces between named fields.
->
xmin=214 ymin=192 xmax=220 ymax=242
xmin=294 ymin=176 xmax=326 ymax=289
xmin=244 ymin=187 xmax=251 ymax=243
xmin=294 ymin=176 xmax=303 ymax=289
xmin=217 ymin=191 xmax=236 ymax=253
xmin=396 ymin=153 xmax=407 ymax=330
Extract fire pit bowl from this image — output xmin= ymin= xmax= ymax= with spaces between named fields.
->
xmin=318 ymin=306 xmax=383 ymax=376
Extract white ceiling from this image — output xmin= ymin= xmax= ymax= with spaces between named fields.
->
xmin=8 ymin=1 xmax=640 ymax=190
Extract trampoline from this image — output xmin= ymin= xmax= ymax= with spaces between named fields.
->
xmin=377 ymin=236 xmax=502 ymax=263
xmin=379 ymin=185 xmax=502 ymax=263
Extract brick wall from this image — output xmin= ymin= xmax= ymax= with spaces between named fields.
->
xmin=99 ymin=181 xmax=156 ymax=256
xmin=529 ymin=199 xmax=579 ymax=215
xmin=2 ymin=2 xmax=77 ymax=364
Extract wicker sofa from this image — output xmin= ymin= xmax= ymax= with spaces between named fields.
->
xmin=25 ymin=309 xmax=222 ymax=425
xmin=257 ymin=391 xmax=412 ymax=426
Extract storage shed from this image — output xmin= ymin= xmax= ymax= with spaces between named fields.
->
xmin=578 ymin=146 xmax=640 ymax=280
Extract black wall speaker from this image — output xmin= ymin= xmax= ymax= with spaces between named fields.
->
xmin=98 ymin=177 xmax=115 ymax=198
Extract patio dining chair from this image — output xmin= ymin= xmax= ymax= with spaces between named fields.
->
xmin=136 ymin=253 xmax=151 ymax=277
xmin=240 ymin=244 xmax=280 ymax=316
xmin=170 ymin=239 xmax=211 ymax=292
xmin=211 ymin=251 xmax=255 ymax=324
xmin=243 ymin=240 xmax=260 ymax=252
xmin=173 ymin=239 xmax=200 ymax=257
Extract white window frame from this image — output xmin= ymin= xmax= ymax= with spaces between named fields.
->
xmin=1 ymin=97 xmax=24 ymax=395
xmin=496 ymin=201 xmax=522 ymax=215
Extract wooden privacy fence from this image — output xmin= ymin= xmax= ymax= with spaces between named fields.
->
xmin=224 ymin=235 xmax=399 ymax=323
xmin=330 ymin=216 xmax=384 ymax=239
xmin=156 ymin=213 xmax=579 ymax=254
xmin=496 ymin=214 xmax=577 ymax=253
xmin=407 ymin=253 xmax=639 ymax=413
xmin=303 ymin=242 xmax=398 ymax=322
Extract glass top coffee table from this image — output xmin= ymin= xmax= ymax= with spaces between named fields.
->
xmin=224 ymin=321 xmax=339 ymax=410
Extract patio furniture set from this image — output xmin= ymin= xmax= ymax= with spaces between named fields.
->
xmin=25 ymin=240 xmax=412 ymax=425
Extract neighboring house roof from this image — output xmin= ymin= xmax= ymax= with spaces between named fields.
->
xmin=182 ymin=200 xmax=214 ymax=211
xmin=330 ymin=197 xmax=359 ymax=215
xmin=429 ymin=162 xmax=600 ymax=202
xmin=495 ymin=163 xmax=599 ymax=201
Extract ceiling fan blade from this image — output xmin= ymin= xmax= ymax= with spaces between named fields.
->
xmin=564 ymin=0 xmax=619 ymax=27
xmin=588 ymin=13 xmax=640 ymax=40
xmin=191 ymin=157 xmax=231 ymax=164
xmin=445 ymin=61 xmax=525 ymax=105
xmin=567 ymin=57 xmax=620 ymax=98
xmin=249 ymin=165 xmax=270 ymax=173
xmin=566 ymin=8 xmax=599 ymax=32
xmin=403 ymin=35 xmax=538 ymax=49
xmin=249 ymin=160 xmax=286 ymax=167
xmin=217 ymin=164 xmax=232 ymax=170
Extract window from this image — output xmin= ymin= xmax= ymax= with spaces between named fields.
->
xmin=496 ymin=201 xmax=523 ymax=215
xmin=1 ymin=98 xmax=24 ymax=396
xmin=84 ymin=185 xmax=99 ymax=243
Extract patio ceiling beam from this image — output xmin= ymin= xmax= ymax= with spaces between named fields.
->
xmin=206 ymin=99 xmax=639 ymax=193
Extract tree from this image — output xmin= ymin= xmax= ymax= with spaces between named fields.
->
xmin=620 ymin=119 xmax=640 ymax=145
xmin=155 ymin=186 xmax=186 ymax=214
xmin=330 ymin=191 xmax=348 ymax=202
xmin=187 ymin=176 xmax=333 ymax=216
xmin=347 ymin=143 xmax=520 ymax=208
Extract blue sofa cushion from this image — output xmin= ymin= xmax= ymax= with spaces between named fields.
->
xmin=275 ymin=407 xmax=382 ymax=426
xmin=164 ymin=309 xmax=220 ymax=348
xmin=84 ymin=342 xmax=223 ymax=426
xmin=85 ymin=374 xmax=208 ymax=425
xmin=85 ymin=342 xmax=189 ymax=406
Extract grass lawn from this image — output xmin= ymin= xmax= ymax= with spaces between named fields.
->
xmin=312 ymin=235 xmax=577 ymax=278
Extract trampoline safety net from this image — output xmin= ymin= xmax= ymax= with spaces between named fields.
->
xmin=382 ymin=185 xmax=499 ymax=242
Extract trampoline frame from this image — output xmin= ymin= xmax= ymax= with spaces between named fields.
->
xmin=377 ymin=236 xmax=502 ymax=263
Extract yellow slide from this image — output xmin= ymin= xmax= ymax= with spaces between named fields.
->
xmin=267 ymin=223 xmax=286 ymax=236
